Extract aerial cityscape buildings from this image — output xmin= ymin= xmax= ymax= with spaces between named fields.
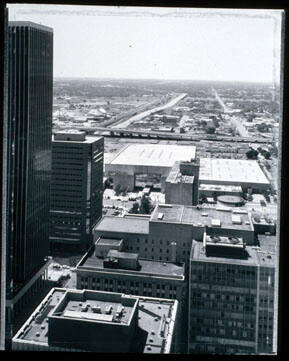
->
xmin=5 ymin=21 xmax=53 ymax=343
xmin=1 ymin=4 xmax=282 ymax=356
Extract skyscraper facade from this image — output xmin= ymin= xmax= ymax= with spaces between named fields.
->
xmin=6 ymin=21 xmax=53 ymax=338
xmin=50 ymin=131 xmax=104 ymax=251
xmin=188 ymin=237 xmax=275 ymax=354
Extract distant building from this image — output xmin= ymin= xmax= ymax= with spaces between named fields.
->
xmin=12 ymin=288 xmax=180 ymax=353
xmin=188 ymin=234 xmax=276 ymax=354
xmin=105 ymin=143 xmax=196 ymax=191
xmin=199 ymin=158 xmax=270 ymax=192
xmin=6 ymin=21 xmax=53 ymax=342
xmin=105 ymin=144 xmax=269 ymax=193
xmin=165 ymin=158 xmax=200 ymax=206
xmin=50 ymin=131 xmax=104 ymax=251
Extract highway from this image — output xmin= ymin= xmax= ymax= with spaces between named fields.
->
xmin=111 ymin=93 xmax=187 ymax=129
xmin=213 ymin=88 xmax=250 ymax=137
xmin=53 ymin=123 xmax=274 ymax=144
xmin=212 ymin=87 xmax=231 ymax=113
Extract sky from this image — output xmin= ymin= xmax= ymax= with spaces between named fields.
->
xmin=7 ymin=4 xmax=283 ymax=83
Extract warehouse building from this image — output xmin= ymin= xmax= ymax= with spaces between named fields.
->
xmin=105 ymin=143 xmax=196 ymax=191
xmin=105 ymin=144 xmax=269 ymax=193
xmin=199 ymin=158 xmax=270 ymax=192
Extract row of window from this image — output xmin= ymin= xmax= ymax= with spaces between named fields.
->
xmin=191 ymin=326 xmax=255 ymax=339
xmin=80 ymin=276 xmax=178 ymax=291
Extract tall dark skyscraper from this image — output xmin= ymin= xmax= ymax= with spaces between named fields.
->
xmin=6 ymin=21 xmax=53 ymax=339
xmin=50 ymin=131 xmax=104 ymax=251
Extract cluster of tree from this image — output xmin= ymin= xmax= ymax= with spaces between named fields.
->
xmin=128 ymin=195 xmax=154 ymax=215
xmin=242 ymin=192 xmax=253 ymax=202
xmin=199 ymin=194 xmax=207 ymax=204
xmin=262 ymin=189 xmax=271 ymax=203
xmin=114 ymin=184 xmax=128 ymax=196
xmin=246 ymin=148 xmax=259 ymax=160
xmin=257 ymin=122 xmax=271 ymax=133
xmin=205 ymin=126 xmax=216 ymax=134
xmin=257 ymin=147 xmax=271 ymax=160
xmin=104 ymin=177 xmax=113 ymax=189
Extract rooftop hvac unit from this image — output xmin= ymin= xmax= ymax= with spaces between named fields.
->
xmin=158 ymin=212 xmax=164 ymax=220
xmin=105 ymin=305 xmax=113 ymax=314
xmin=92 ymin=305 xmax=101 ymax=313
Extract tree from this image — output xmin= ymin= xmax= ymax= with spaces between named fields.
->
xmin=129 ymin=202 xmax=139 ymax=214
xmin=139 ymin=195 xmax=153 ymax=214
xmin=264 ymin=151 xmax=271 ymax=160
xmin=104 ymin=178 xmax=112 ymax=189
xmin=246 ymin=149 xmax=259 ymax=160
xmin=206 ymin=126 xmax=216 ymax=134
xmin=114 ymin=184 xmax=121 ymax=196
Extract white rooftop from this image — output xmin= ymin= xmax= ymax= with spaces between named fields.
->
xmin=199 ymin=158 xmax=269 ymax=185
xmin=109 ymin=144 xmax=196 ymax=168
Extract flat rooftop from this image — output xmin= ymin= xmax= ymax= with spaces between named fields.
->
xmin=13 ymin=288 xmax=178 ymax=353
xmin=191 ymin=241 xmax=261 ymax=266
xmin=151 ymin=204 xmax=253 ymax=231
xmin=9 ymin=21 xmax=53 ymax=32
xmin=78 ymin=250 xmax=185 ymax=279
xmin=166 ymin=162 xmax=195 ymax=184
xmin=109 ymin=144 xmax=196 ymax=168
xmin=96 ymin=237 xmax=123 ymax=247
xmin=95 ymin=215 xmax=150 ymax=235
xmin=199 ymin=184 xmax=242 ymax=192
xmin=53 ymin=133 xmax=103 ymax=144
xmin=192 ymin=239 xmax=276 ymax=268
xmin=199 ymin=158 xmax=269 ymax=185
xmin=52 ymin=290 xmax=136 ymax=326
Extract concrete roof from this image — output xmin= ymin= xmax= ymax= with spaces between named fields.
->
xmin=199 ymin=158 xmax=269 ymax=185
xmin=53 ymin=134 xmax=103 ymax=144
xmin=78 ymin=253 xmax=185 ymax=279
xmin=96 ymin=237 xmax=123 ymax=246
xmin=95 ymin=215 xmax=149 ymax=235
xmin=151 ymin=204 xmax=253 ymax=231
xmin=191 ymin=241 xmax=275 ymax=268
xmin=12 ymin=288 xmax=178 ymax=353
xmin=109 ymin=144 xmax=196 ymax=168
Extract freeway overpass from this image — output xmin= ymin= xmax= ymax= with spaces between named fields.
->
xmin=53 ymin=125 xmax=274 ymax=145
xmin=111 ymin=92 xmax=187 ymax=129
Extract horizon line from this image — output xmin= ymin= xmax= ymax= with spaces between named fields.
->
xmin=53 ymin=76 xmax=276 ymax=85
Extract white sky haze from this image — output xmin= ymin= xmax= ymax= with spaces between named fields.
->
xmin=8 ymin=4 xmax=283 ymax=83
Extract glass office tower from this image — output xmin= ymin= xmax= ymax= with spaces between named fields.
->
xmin=6 ymin=21 xmax=53 ymax=341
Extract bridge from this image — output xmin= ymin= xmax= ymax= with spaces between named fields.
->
xmin=53 ymin=125 xmax=274 ymax=145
